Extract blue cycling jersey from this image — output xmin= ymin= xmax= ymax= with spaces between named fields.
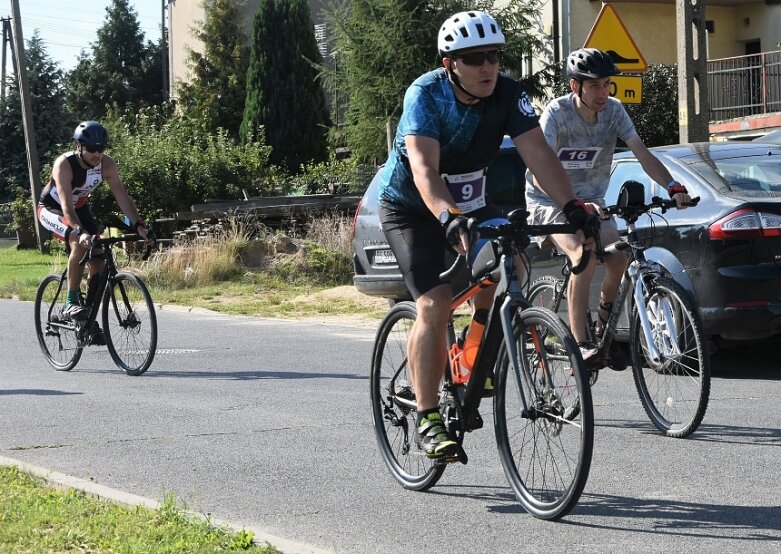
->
xmin=377 ymin=68 xmax=539 ymax=216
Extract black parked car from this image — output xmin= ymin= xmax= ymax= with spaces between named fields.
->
xmin=352 ymin=140 xmax=781 ymax=346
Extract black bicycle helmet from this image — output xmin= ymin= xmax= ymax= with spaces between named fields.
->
xmin=566 ymin=48 xmax=621 ymax=80
xmin=73 ymin=120 xmax=109 ymax=149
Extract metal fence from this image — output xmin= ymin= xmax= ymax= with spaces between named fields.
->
xmin=708 ymin=50 xmax=781 ymax=121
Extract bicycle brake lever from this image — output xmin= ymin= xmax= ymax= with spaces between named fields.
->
xmin=570 ymin=245 xmax=591 ymax=275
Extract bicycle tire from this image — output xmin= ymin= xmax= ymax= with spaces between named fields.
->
xmin=370 ymin=301 xmax=446 ymax=491
xmin=102 ymin=272 xmax=157 ymax=376
xmin=527 ymin=276 xmax=567 ymax=320
xmin=494 ymin=306 xmax=593 ymax=520
xmin=34 ymin=273 xmax=83 ymax=371
xmin=629 ymin=276 xmax=710 ymax=438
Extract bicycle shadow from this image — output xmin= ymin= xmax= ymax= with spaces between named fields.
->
xmin=0 ymin=388 xmax=82 ymax=396
xmin=561 ymin=493 xmax=781 ymax=539
xmin=72 ymin=367 xmax=368 ymax=381
xmin=595 ymin=418 xmax=781 ymax=446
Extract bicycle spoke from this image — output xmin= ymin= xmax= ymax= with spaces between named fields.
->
xmin=371 ymin=302 xmax=445 ymax=491
xmin=631 ymin=277 xmax=710 ymax=438
xmin=494 ymin=307 xmax=593 ymax=520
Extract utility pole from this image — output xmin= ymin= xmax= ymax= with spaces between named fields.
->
xmin=1 ymin=17 xmax=10 ymax=105
xmin=676 ymin=0 xmax=710 ymax=142
xmin=9 ymin=0 xmax=48 ymax=252
xmin=161 ymin=0 xmax=168 ymax=101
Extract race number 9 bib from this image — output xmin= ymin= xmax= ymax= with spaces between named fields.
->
xmin=557 ymin=147 xmax=603 ymax=170
xmin=442 ymin=169 xmax=487 ymax=213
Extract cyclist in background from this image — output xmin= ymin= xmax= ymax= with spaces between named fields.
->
xmin=525 ymin=48 xmax=691 ymax=369
xmin=37 ymin=121 xmax=150 ymax=333
xmin=377 ymin=11 xmax=594 ymax=460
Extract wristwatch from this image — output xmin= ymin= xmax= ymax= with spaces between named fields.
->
xmin=74 ymin=227 xmax=85 ymax=237
xmin=438 ymin=208 xmax=462 ymax=226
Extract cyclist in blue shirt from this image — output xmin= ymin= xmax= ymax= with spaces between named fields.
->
xmin=377 ymin=11 xmax=593 ymax=460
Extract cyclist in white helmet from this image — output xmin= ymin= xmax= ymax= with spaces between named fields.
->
xmin=376 ymin=11 xmax=594 ymax=460
xmin=526 ymin=48 xmax=691 ymax=369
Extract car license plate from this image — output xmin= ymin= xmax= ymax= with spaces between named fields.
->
xmin=373 ymin=249 xmax=397 ymax=265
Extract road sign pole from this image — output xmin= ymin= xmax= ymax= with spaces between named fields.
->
xmin=676 ymin=0 xmax=710 ymax=142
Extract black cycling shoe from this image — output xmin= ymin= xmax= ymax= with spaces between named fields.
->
xmin=605 ymin=341 xmax=628 ymax=371
xmin=416 ymin=410 xmax=460 ymax=460
xmin=88 ymin=322 xmax=106 ymax=346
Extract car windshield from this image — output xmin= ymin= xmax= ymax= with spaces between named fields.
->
xmin=688 ymin=155 xmax=781 ymax=197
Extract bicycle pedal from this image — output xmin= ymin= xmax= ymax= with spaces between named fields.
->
xmin=442 ymin=446 xmax=468 ymax=465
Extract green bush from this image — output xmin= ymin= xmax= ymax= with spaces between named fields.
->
xmin=8 ymin=195 xmax=35 ymax=233
xmin=87 ymin=106 xmax=274 ymax=222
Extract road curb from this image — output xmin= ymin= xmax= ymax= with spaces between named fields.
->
xmin=0 ymin=455 xmax=334 ymax=554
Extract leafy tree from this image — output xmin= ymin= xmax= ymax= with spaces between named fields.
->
xmin=0 ymin=31 xmax=71 ymax=202
xmin=177 ymin=0 xmax=250 ymax=139
xmin=65 ymin=0 xmax=163 ymax=119
xmin=241 ymin=0 xmax=331 ymax=174
xmin=322 ymin=0 xmax=553 ymax=163
xmin=624 ymin=65 xmax=679 ymax=147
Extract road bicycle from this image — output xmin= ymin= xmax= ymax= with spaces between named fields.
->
xmin=34 ymin=229 xmax=157 ymax=376
xmin=370 ymin=209 xmax=596 ymax=520
xmin=528 ymin=181 xmax=710 ymax=438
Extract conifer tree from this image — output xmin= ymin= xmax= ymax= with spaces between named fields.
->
xmin=241 ymin=0 xmax=330 ymax=173
xmin=65 ymin=0 xmax=163 ymax=119
xmin=177 ymin=0 xmax=249 ymax=139
xmin=0 ymin=32 xmax=70 ymax=202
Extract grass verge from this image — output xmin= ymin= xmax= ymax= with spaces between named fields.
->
xmin=0 ymin=240 xmax=387 ymax=319
xmin=0 ymin=465 xmax=276 ymax=553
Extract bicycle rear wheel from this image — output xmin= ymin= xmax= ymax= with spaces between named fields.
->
xmin=630 ymin=276 xmax=710 ymax=438
xmin=102 ymin=273 xmax=157 ymax=376
xmin=494 ymin=306 xmax=593 ymax=520
xmin=35 ymin=274 xmax=83 ymax=371
xmin=370 ymin=301 xmax=445 ymax=491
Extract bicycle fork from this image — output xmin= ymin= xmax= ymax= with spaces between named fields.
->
xmin=628 ymin=265 xmax=682 ymax=365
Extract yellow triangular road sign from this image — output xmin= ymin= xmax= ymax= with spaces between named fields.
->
xmin=584 ymin=4 xmax=648 ymax=72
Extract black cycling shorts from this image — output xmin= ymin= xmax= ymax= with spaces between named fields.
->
xmin=379 ymin=203 xmax=503 ymax=299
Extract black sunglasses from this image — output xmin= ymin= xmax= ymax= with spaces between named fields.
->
xmin=456 ymin=50 xmax=501 ymax=67
xmin=83 ymin=145 xmax=106 ymax=154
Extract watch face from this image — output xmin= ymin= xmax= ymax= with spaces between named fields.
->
xmin=439 ymin=210 xmax=452 ymax=225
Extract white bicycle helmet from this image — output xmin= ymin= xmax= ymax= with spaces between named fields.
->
xmin=438 ymin=11 xmax=506 ymax=56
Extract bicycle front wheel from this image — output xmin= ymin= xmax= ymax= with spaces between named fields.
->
xmin=102 ymin=273 xmax=157 ymax=376
xmin=494 ymin=306 xmax=593 ymax=520
xmin=34 ymin=274 xmax=83 ymax=371
xmin=630 ymin=276 xmax=710 ymax=438
xmin=370 ymin=301 xmax=445 ymax=491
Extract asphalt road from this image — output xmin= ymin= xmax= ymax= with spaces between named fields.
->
xmin=1 ymin=298 xmax=780 ymax=552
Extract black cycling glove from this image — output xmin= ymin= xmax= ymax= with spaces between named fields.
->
xmin=563 ymin=199 xmax=589 ymax=230
xmin=444 ymin=215 xmax=470 ymax=249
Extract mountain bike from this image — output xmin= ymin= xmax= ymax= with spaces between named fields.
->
xmin=528 ymin=181 xmax=710 ymax=438
xmin=370 ymin=209 xmax=595 ymax=520
xmin=34 ymin=229 xmax=157 ymax=376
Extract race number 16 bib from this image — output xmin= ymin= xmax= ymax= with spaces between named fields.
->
xmin=557 ymin=147 xmax=603 ymax=170
xmin=442 ymin=169 xmax=487 ymax=213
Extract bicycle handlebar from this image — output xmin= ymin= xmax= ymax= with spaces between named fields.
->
xmin=603 ymin=196 xmax=700 ymax=218
xmin=438 ymin=209 xmax=597 ymax=282
xmin=79 ymin=230 xmax=157 ymax=265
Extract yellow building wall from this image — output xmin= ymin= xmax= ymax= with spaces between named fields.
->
xmin=567 ymin=2 xmax=780 ymax=64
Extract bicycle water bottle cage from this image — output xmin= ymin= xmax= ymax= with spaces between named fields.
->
xmin=618 ymin=180 xmax=645 ymax=207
